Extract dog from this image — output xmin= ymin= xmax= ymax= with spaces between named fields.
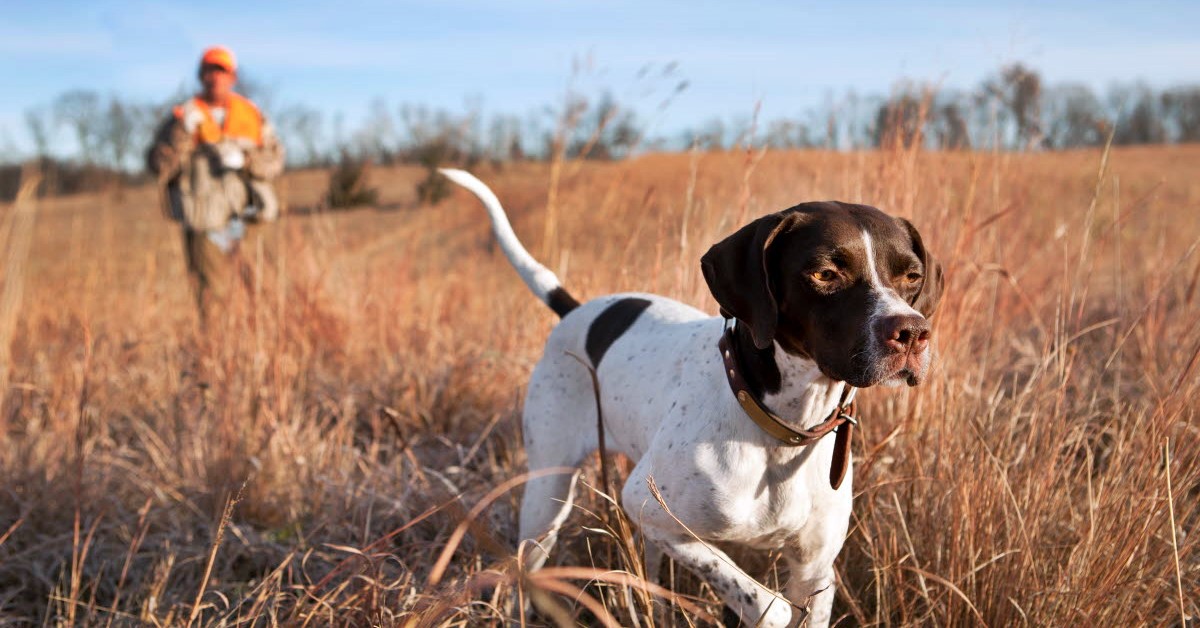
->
xmin=440 ymin=169 xmax=943 ymax=627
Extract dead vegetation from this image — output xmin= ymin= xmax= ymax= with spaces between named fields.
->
xmin=0 ymin=144 xmax=1198 ymax=626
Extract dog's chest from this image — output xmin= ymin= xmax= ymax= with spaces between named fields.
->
xmin=698 ymin=439 xmax=852 ymax=551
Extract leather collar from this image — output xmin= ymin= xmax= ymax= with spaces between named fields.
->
xmin=718 ymin=320 xmax=858 ymax=489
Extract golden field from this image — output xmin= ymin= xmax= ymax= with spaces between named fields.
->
xmin=1 ymin=144 xmax=1198 ymax=626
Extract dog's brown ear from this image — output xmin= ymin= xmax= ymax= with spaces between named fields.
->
xmin=901 ymin=218 xmax=944 ymax=318
xmin=701 ymin=211 xmax=801 ymax=350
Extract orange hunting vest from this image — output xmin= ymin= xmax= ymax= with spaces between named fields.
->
xmin=174 ymin=93 xmax=264 ymax=146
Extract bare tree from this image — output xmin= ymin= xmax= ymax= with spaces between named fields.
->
xmin=981 ymin=63 xmax=1044 ymax=149
xmin=564 ymin=92 xmax=640 ymax=160
xmin=765 ymin=118 xmax=813 ymax=149
xmin=101 ymin=98 xmax=136 ymax=170
xmin=24 ymin=107 xmax=54 ymax=160
xmin=54 ymin=90 xmax=103 ymax=164
xmin=1008 ymin=64 xmax=1044 ymax=149
xmin=932 ymin=97 xmax=971 ymax=150
xmin=841 ymin=90 xmax=867 ymax=149
xmin=687 ymin=118 xmax=727 ymax=150
xmin=486 ymin=115 xmax=524 ymax=164
xmin=276 ymin=104 xmax=326 ymax=167
xmin=874 ymin=89 xmax=926 ymax=148
xmin=397 ymin=103 xmax=476 ymax=165
xmin=1044 ymin=84 xmax=1108 ymax=148
xmin=353 ymin=98 xmax=397 ymax=163
xmin=1109 ymin=83 xmax=1166 ymax=145
xmin=1160 ymin=86 xmax=1200 ymax=142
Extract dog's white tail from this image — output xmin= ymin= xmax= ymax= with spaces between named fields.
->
xmin=439 ymin=168 xmax=580 ymax=318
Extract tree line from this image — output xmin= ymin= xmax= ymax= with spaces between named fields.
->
xmin=3 ymin=62 xmax=1199 ymax=200
xmin=689 ymin=64 xmax=1200 ymax=151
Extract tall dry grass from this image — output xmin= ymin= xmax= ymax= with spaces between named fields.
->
xmin=0 ymin=144 xmax=1198 ymax=626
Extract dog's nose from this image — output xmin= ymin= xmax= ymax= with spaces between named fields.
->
xmin=876 ymin=315 xmax=930 ymax=353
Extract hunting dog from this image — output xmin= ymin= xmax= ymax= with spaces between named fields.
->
xmin=441 ymin=169 xmax=943 ymax=627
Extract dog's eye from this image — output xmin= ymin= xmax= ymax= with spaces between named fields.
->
xmin=812 ymin=269 xmax=838 ymax=282
xmin=905 ymin=272 xmax=923 ymax=284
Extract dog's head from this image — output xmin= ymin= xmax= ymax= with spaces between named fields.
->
xmin=701 ymin=202 xmax=943 ymax=388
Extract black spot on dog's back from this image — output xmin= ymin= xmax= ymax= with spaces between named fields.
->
xmin=586 ymin=298 xmax=652 ymax=366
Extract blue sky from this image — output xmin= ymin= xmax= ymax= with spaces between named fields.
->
xmin=2 ymin=0 xmax=1199 ymax=155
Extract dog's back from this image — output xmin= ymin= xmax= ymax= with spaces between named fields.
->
xmin=530 ymin=293 xmax=715 ymax=463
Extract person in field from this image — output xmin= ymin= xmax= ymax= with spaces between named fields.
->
xmin=146 ymin=45 xmax=284 ymax=323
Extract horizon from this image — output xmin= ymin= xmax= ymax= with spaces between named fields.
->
xmin=3 ymin=0 xmax=1199 ymax=159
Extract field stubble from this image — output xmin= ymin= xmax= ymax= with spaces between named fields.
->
xmin=1 ymin=145 xmax=1198 ymax=625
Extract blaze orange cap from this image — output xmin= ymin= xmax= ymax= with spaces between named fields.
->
xmin=200 ymin=46 xmax=236 ymax=72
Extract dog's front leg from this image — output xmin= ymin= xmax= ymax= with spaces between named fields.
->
xmin=645 ymin=532 xmax=796 ymax=627
xmin=623 ymin=458 xmax=799 ymax=626
xmin=626 ymin=477 xmax=794 ymax=625
xmin=783 ymin=555 xmax=838 ymax=628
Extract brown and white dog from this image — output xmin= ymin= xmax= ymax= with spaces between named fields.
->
xmin=441 ymin=169 xmax=943 ymax=627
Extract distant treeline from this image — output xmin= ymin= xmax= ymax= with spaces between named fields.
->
xmin=4 ymin=62 xmax=1200 ymax=200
